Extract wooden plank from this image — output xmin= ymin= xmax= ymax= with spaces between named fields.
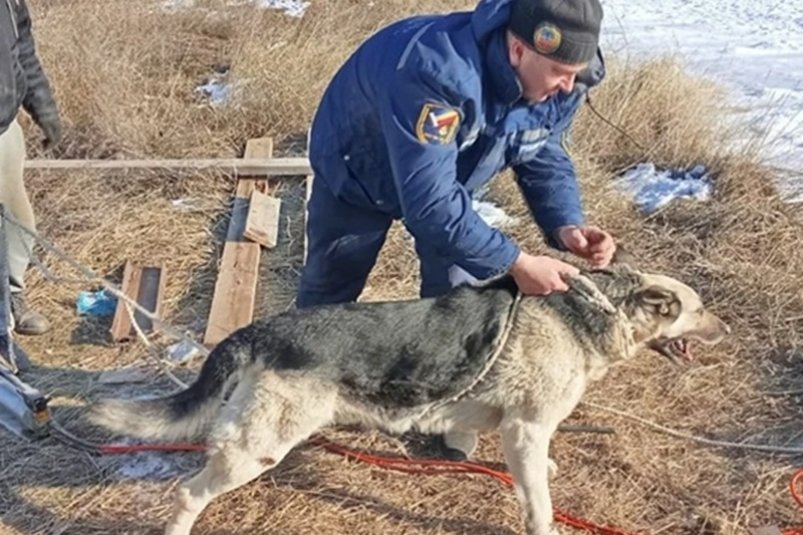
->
xmin=134 ymin=266 xmax=166 ymax=333
xmin=243 ymin=190 xmax=281 ymax=248
xmin=110 ymin=262 xmax=166 ymax=342
xmin=24 ymin=157 xmax=311 ymax=176
xmin=244 ymin=138 xmax=273 ymax=161
xmin=202 ymin=243 xmax=260 ymax=346
xmin=204 ymin=138 xmax=274 ymax=346
xmin=110 ymin=261 xmax=142 ymax=342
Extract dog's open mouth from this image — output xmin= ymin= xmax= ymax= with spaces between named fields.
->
xmin=649 ymin=338 xmax=692 ymax=364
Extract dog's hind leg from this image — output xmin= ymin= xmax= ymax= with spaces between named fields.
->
xmin=164 ymin=376 xmax=335 ymax=535
xmin=500 ymin=414 xmax=559 ymax=535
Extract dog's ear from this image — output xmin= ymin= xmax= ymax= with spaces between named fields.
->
xmin=638 ymin=286 xmax=680 ymax=318
xmin=611 ymin=244 xmax=639 ymax=268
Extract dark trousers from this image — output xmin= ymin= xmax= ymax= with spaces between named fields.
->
xmin=297 ymin=178 xmax=456 ymax=308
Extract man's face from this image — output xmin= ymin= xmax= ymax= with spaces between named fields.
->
xmin=508 ymin=36 xmax=588 ymax=104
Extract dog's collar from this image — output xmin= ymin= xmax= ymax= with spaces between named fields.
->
xmin=565 ymin=274 xmax=637 ymax=358
xmin=563 ymin=273 xmax=618 ymax=315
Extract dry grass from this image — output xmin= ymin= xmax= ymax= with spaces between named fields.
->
xmin=1 ymin=1 xmax=801 ymax=534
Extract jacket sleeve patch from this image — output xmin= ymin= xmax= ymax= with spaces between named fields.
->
xmin=560 ymin=130 xmax=573 ymax=159
xmin=415 ymin=103 xmax=461 ymax=145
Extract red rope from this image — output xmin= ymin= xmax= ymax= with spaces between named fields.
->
xmin=92 ymin=439 xmax=803 ymax=535
xmin=98 ymin=443 xmax=206 ymax=454
xmin=782 ymin=469 xmax=803 ymax=535
xmin=312 ymin=438 xmax=638 ymax=535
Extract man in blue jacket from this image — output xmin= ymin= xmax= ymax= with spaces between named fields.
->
xmin=300 ymin=0 xmax=615 ymax=311
xmin=300 ymin=0 xmax=615 ymax=457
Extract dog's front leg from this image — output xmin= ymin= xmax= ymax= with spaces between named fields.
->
xmin=500 ymin=415 xmax=558 ymax=535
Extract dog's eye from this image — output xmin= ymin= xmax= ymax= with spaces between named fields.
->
xmin=658 ymin=304 xmax=670 ymax=316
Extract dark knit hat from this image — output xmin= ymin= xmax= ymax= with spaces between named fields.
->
xmin=509 ymin=0 xmax=603 ymax=65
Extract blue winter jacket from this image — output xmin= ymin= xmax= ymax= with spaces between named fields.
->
xmin=309 ymin=0 xmax=605 ymax=279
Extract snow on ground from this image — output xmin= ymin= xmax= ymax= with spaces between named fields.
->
xmin=614 ymin=163 xmax=713 ymax=214
xmin=473 ymin=199 xmax=520 ymax=228
xmin=163 ymin=0 xmax=309 ymax=17
xmin=601 ymin=0 xmax=803 ymax=203
xmin=194 ymin=71 xmax=232 ymax=107
xmin=116 ymin=451 xmax=180 ymax=480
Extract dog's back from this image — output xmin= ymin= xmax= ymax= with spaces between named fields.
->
xmin=243 ymin=276 xmax=519 ymax=408
xmin=91 ymin=277 xmax=520 ymax=439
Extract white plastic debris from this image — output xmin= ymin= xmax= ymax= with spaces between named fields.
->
xmin=167 ymin=340 xmax=202 ymax=365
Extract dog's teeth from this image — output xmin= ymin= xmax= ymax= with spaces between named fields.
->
xmin=680 ymin=340 xmax=692 ymax=360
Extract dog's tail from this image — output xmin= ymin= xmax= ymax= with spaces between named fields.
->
xmin=89 ymin=333 xmax=254 ymax=441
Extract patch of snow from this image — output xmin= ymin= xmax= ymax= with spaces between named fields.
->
xmin=161 ymin=0 xmax=194 ymax=11
xmin=614 ymin=163 xmax=712 ymax=214
xmin=601 ymin=0 xmax=803 ymax=201
xmin=116 ymin=452 xmax=180 ymax=480
xmin=162 ymin=0 xmax=309 ymax=17
xmin=472 ymin=199 xmax=519 ymax=229
xmin=252 ymin=0 xmax=309 ymax=17
xmin=194 ymin=72 xmax=233 ymax=107
xmin=448 ymin=265 xmax=480 ymax=288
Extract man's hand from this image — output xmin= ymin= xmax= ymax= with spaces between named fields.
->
xmin=556 ymin=225 xmax=615 ymax=268
xmin=37 ymin=113 xmax=62 ymax=151
xmin=508 ymin=252 xmax=580 ymax=296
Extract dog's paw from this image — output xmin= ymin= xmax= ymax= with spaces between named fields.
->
xmin=547 ymin=457 xmax=558 ymax=479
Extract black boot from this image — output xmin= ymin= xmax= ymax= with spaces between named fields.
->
xmin=10 ymin=293 xmax=50 ymax=335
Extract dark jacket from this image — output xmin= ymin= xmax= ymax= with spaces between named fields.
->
xmin=0 ymin=0 xmax=59 ymax=137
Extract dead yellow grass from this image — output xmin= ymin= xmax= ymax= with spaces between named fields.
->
xmin=1 ymin=1 xmax=801 ymax=534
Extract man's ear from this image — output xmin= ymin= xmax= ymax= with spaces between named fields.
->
xmin=507 ymin=33 xmax=525 ymax=68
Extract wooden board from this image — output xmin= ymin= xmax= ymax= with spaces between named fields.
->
xmin=202 ymin=243 xmax=260 ymax=346
xmin=203 ymin=138 xmax=274 ymax=346
xmin=24 ymin=157 xmax=310 ymax=176
xmin=110 ymin=261 xmax=165 ymax=342
xmin=134 ymin=266 xmax=166 ymax=332
xmin=243 ymin=190 xmax=281 ymax=248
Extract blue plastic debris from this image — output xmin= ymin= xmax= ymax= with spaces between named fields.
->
xmin=76 ymin=289 xmax=117 ymax=316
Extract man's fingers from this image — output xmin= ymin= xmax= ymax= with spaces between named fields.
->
xmin=588 ymin=233 xmax=613 ymax=250
xmin=561 ymin=228 xmax=588 ymax=252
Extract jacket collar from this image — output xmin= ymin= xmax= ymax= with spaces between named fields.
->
xmin=484 ymin=30 xmax=523 ymax=107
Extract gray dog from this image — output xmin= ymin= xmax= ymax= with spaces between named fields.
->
xmin=91 ymin=265 xmax=729 ymax=535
